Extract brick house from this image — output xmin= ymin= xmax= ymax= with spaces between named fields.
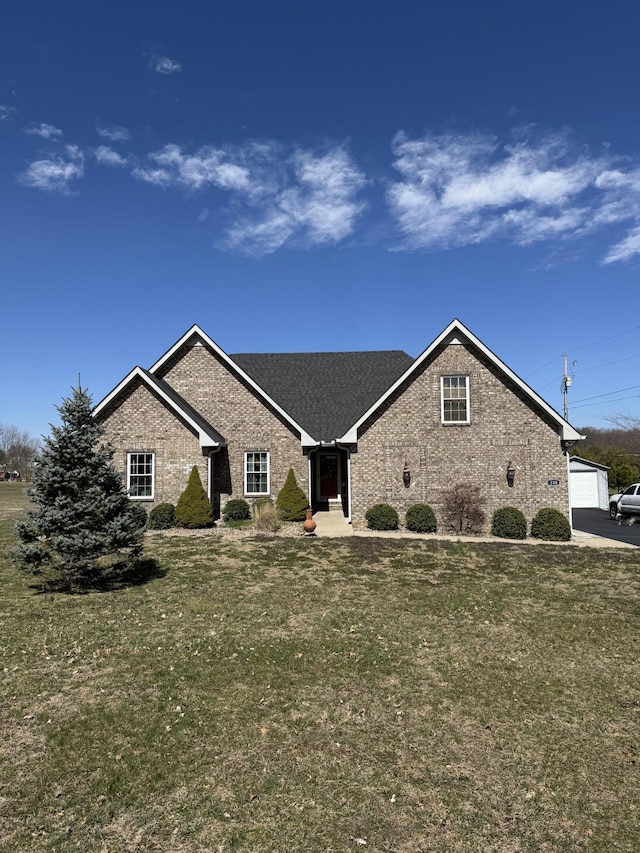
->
xmin=93 ymin=319 xmax=584 ymax=530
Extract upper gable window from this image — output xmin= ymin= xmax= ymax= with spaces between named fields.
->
xmin=127 ymin=452 xmax=155 ymax=499
xmin=245 ymin=451 xmax=270 ymax=496
xmin=441 ymin=376 xmax=470 ymax=424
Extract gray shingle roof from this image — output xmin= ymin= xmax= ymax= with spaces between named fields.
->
xmin=230 ymin=350 xmax=415 ymax=442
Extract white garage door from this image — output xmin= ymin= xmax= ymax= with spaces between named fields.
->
xmin=571 ymin=471 xmax=599 ymax=508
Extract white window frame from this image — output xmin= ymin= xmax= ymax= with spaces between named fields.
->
xmin=441 ymin=375 xmax=470 ymax=424
xmin=244 ymin=451 xmax=270 ymax=496
xmin=127 ymin=451 xmax=155 ymax=499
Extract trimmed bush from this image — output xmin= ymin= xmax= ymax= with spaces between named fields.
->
xmin=442 ymin=484 xmax=486 ymax=535
xmin=223 ymin=498 xmax=251 ymax=522
xmin=148 ymin=502 xmax=176 ymax=530
xmin=491 ymin=506 xmax=527 ymax=539
xmin=405 ymin=503 xmax=437 ymax=533
xmin=253 ymin=500 xmax=280 ymax=533
xmin=276 ymin=468 xmax=309 ymax=522
xmin=127 ymin=501 xmax=149 ymax=532
xmin=365 ymin=503 xmax=399 ymax=531
xmin=531 ymin=507 xmax=571 ymax=541
xmin=175 ymin=466 xmax=214 ymax=529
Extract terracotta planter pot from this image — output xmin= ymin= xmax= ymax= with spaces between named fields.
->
xmin=302 ymin=507 xmax=317 ymax=535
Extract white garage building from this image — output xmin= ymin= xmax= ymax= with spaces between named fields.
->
xmin=569 ymin=457 xmax=610 ymax=510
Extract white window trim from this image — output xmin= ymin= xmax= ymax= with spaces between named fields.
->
xmin=127 ymin=451 xmax=155 ymax=500
xmin=441 ymin=375 xmax=470 ymax=425
xmin=244 ymin=451 xmax=270 ymax=496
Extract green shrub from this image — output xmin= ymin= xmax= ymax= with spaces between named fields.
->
xmin=365 ymin=503 xmax=399 ymax=531
xmin=276 ymin=468 xmax=309 ymax=522
xmin=175 ymin=466 xmax=214 ymax=529
xmin=253 ymin=500 xmax=280 ymax=533
xmin=530 ymin=507 xmax=571 ymax=541
xmin=127 ymin=501 xmax=149 ymax=532
xmin=252 ymin=496 xmax=274 ymax=513
xmin=405 ymin=503 xmax=437 ymax=533
xmin=491 ymin=506 xmax=527 ymax=539
xmin=223 ymin=498 xmax=251 ymax=522
xmin=148 ymin=502 xmax=176 ymax=530
xmin=442 ymin=484 xmax=486 ymax=535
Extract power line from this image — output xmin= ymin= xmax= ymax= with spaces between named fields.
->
xmin=569 ymin=384 xmax=640 ymax=405
xmin=571 ymin=394 xmax=640 ymax=410
xmin=525 ymin=324 xmax=640 ymax=380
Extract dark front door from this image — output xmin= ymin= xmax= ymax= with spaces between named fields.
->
xmin=318 ymin=453 xmax=339 ymax=500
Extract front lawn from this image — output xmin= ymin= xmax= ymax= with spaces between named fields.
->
xmin=1 ymin=484 xmax=639 ymax=851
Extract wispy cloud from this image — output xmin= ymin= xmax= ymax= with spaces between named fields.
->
xmin=97 ymin=125 xmax=130 ymax=142
xmin=148 ymin=55 xmax=182 ymax=75
xmin=18 ymin=145 xmax=84 ymax=194
xmin=24 ymin=121 xmax=63 ymax=139
xmin=94 ymin=145 xmax=128 ymax=167
xmin=0 ymin=104 xmax=17 ymax=121
xmin=132 ymin=141 xmax=367 ymax=253
xmin=387 ymin=128 xmax=640 ymax=263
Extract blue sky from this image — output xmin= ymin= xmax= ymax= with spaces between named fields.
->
xmin=2 ymin=0 xmax=640 ymax=440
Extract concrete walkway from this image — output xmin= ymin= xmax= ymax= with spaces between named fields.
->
xmin=310 ymin=510 xmax=353 ymax=537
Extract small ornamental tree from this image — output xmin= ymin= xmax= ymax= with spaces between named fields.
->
xmin=175 ymin=465 xmax=214 ymax=528
xmin=12 ymin=386 xmax=144 ymax=589
xmin=276 ymin=468 xmax=309 ymax=522
xmin=442 ymin=484 xmax=486 ymax=535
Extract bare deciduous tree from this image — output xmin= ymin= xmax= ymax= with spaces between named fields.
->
xmin=0 ymin=423 xmax=40 ymax=480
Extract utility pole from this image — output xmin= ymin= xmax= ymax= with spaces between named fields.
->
xmin=562 ymin=353 xmax=575 ymax=420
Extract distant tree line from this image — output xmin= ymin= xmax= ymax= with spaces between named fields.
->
xmin=0 ymin=423 xmax=40 ymax=481
xmin=575 ymin=415 xmax=640 ymax=491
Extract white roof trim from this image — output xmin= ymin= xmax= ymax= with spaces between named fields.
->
xmin=149 ymin=325 xmax=317 ymax=446
xmin=340 ymin=319 xmax=585 ymax=444
xmin=93 ymin=366 xmax=223 ymax=448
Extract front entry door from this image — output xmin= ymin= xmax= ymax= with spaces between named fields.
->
xmin=318 ymin=453 xmax=339 ymax=501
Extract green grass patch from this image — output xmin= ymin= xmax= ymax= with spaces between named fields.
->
xmin=1 ymin=488 xmax=639 ymax=851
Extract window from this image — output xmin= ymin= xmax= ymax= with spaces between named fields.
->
xmin=441 ymin=375 xmax=470 ymax=424
xmin=244 ymin=451 xmax=270 ymax=495
xmin=127 ymin=452 xmax=155 ymax=499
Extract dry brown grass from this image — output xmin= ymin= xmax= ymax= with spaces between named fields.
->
xmin=1 ymin=486 xmax=639 ymax=851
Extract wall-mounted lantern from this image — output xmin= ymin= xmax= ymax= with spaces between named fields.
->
xmin=506 ymin=460 xmax=515 ymax=488
xmin=402 ymin=462 xmax=411 ymax=487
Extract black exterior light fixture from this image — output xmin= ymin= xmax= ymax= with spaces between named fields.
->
xmin=403 ymin=462 xmax=411 ymax=487
xmin=506 ymin=460 xmax=515 ymax=488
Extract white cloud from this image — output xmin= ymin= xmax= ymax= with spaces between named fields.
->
xmin=24 ymin=122 xmax=63 ymax=139
xmin=94 ymin=146 xmax=127 ymax=167
xmin=148 ymin=55 xmax=182 ymax=74
xmin=0 ymin=104 xmax=16 ymax=121
xmin=97 ymin=125 xmax=130 ymax=142
xmin=386 ymin=129 xmax=640 ymax=263
xmin=132 ymin=141 xmax=366 ymax=254
xmin=603 ymin=224 xmax=640 ymax=264
xmin=18 ymin=145 xmax=84 ymax=194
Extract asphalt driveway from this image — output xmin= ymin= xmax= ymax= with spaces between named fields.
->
xmin=572 ymin=508 xmax=640 ymax=547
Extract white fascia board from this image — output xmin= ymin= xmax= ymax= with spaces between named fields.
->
xmin=93 ymin=366 xmax=221 ymax=448
xmin=339 ymin=318 xmax=585 ymax=444
xmin=149 ymin=325 xmax=315 ymax=446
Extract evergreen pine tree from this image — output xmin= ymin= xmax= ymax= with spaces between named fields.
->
xmin=276 ymin=468 xmax=309 ymax=522
xmin=175 ymin=465 xmax=214 ymax=528
xmin=13 ymin=386 xmax=144 ymax=589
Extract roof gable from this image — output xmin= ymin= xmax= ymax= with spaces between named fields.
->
xmin=340 ymin=319 xmax=584 ymax=443
xmin=93 ymin=366 xmax=225 ymax=448
xmin=149 ymin=325 xmax=317 ymax=445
